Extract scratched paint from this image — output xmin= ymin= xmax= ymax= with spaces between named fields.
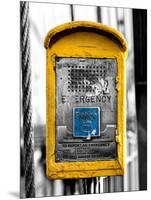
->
xmin=45 ymin=21 xmax=128 ymax=179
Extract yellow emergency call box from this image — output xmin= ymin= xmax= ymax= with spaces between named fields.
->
xmin=44 ymin=21 xmax=128 ymax=179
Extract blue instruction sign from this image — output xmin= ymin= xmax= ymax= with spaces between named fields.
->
xmin=73 ymin=107 xmax=100 ymax=138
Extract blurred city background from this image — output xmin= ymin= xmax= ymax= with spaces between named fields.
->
xmin=20 ymin=1 xmax=147 ymax=198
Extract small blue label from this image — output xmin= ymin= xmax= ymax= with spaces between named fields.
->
xmin=73 ymin=107 xmax=100 ymax=137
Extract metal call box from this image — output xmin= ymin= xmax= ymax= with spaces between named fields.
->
xmin=44 ymin=21 xmax=128 ymax=179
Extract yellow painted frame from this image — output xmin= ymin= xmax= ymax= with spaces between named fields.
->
xmin=44 ymin=21 xmax=128 ymax=179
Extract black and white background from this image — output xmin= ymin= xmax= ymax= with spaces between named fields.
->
xmin=0 ymin=0 xmax=149 ymax=200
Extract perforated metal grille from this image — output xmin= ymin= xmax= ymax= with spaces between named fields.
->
xmin=67 ymin=65 xmax=107 ymax=92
